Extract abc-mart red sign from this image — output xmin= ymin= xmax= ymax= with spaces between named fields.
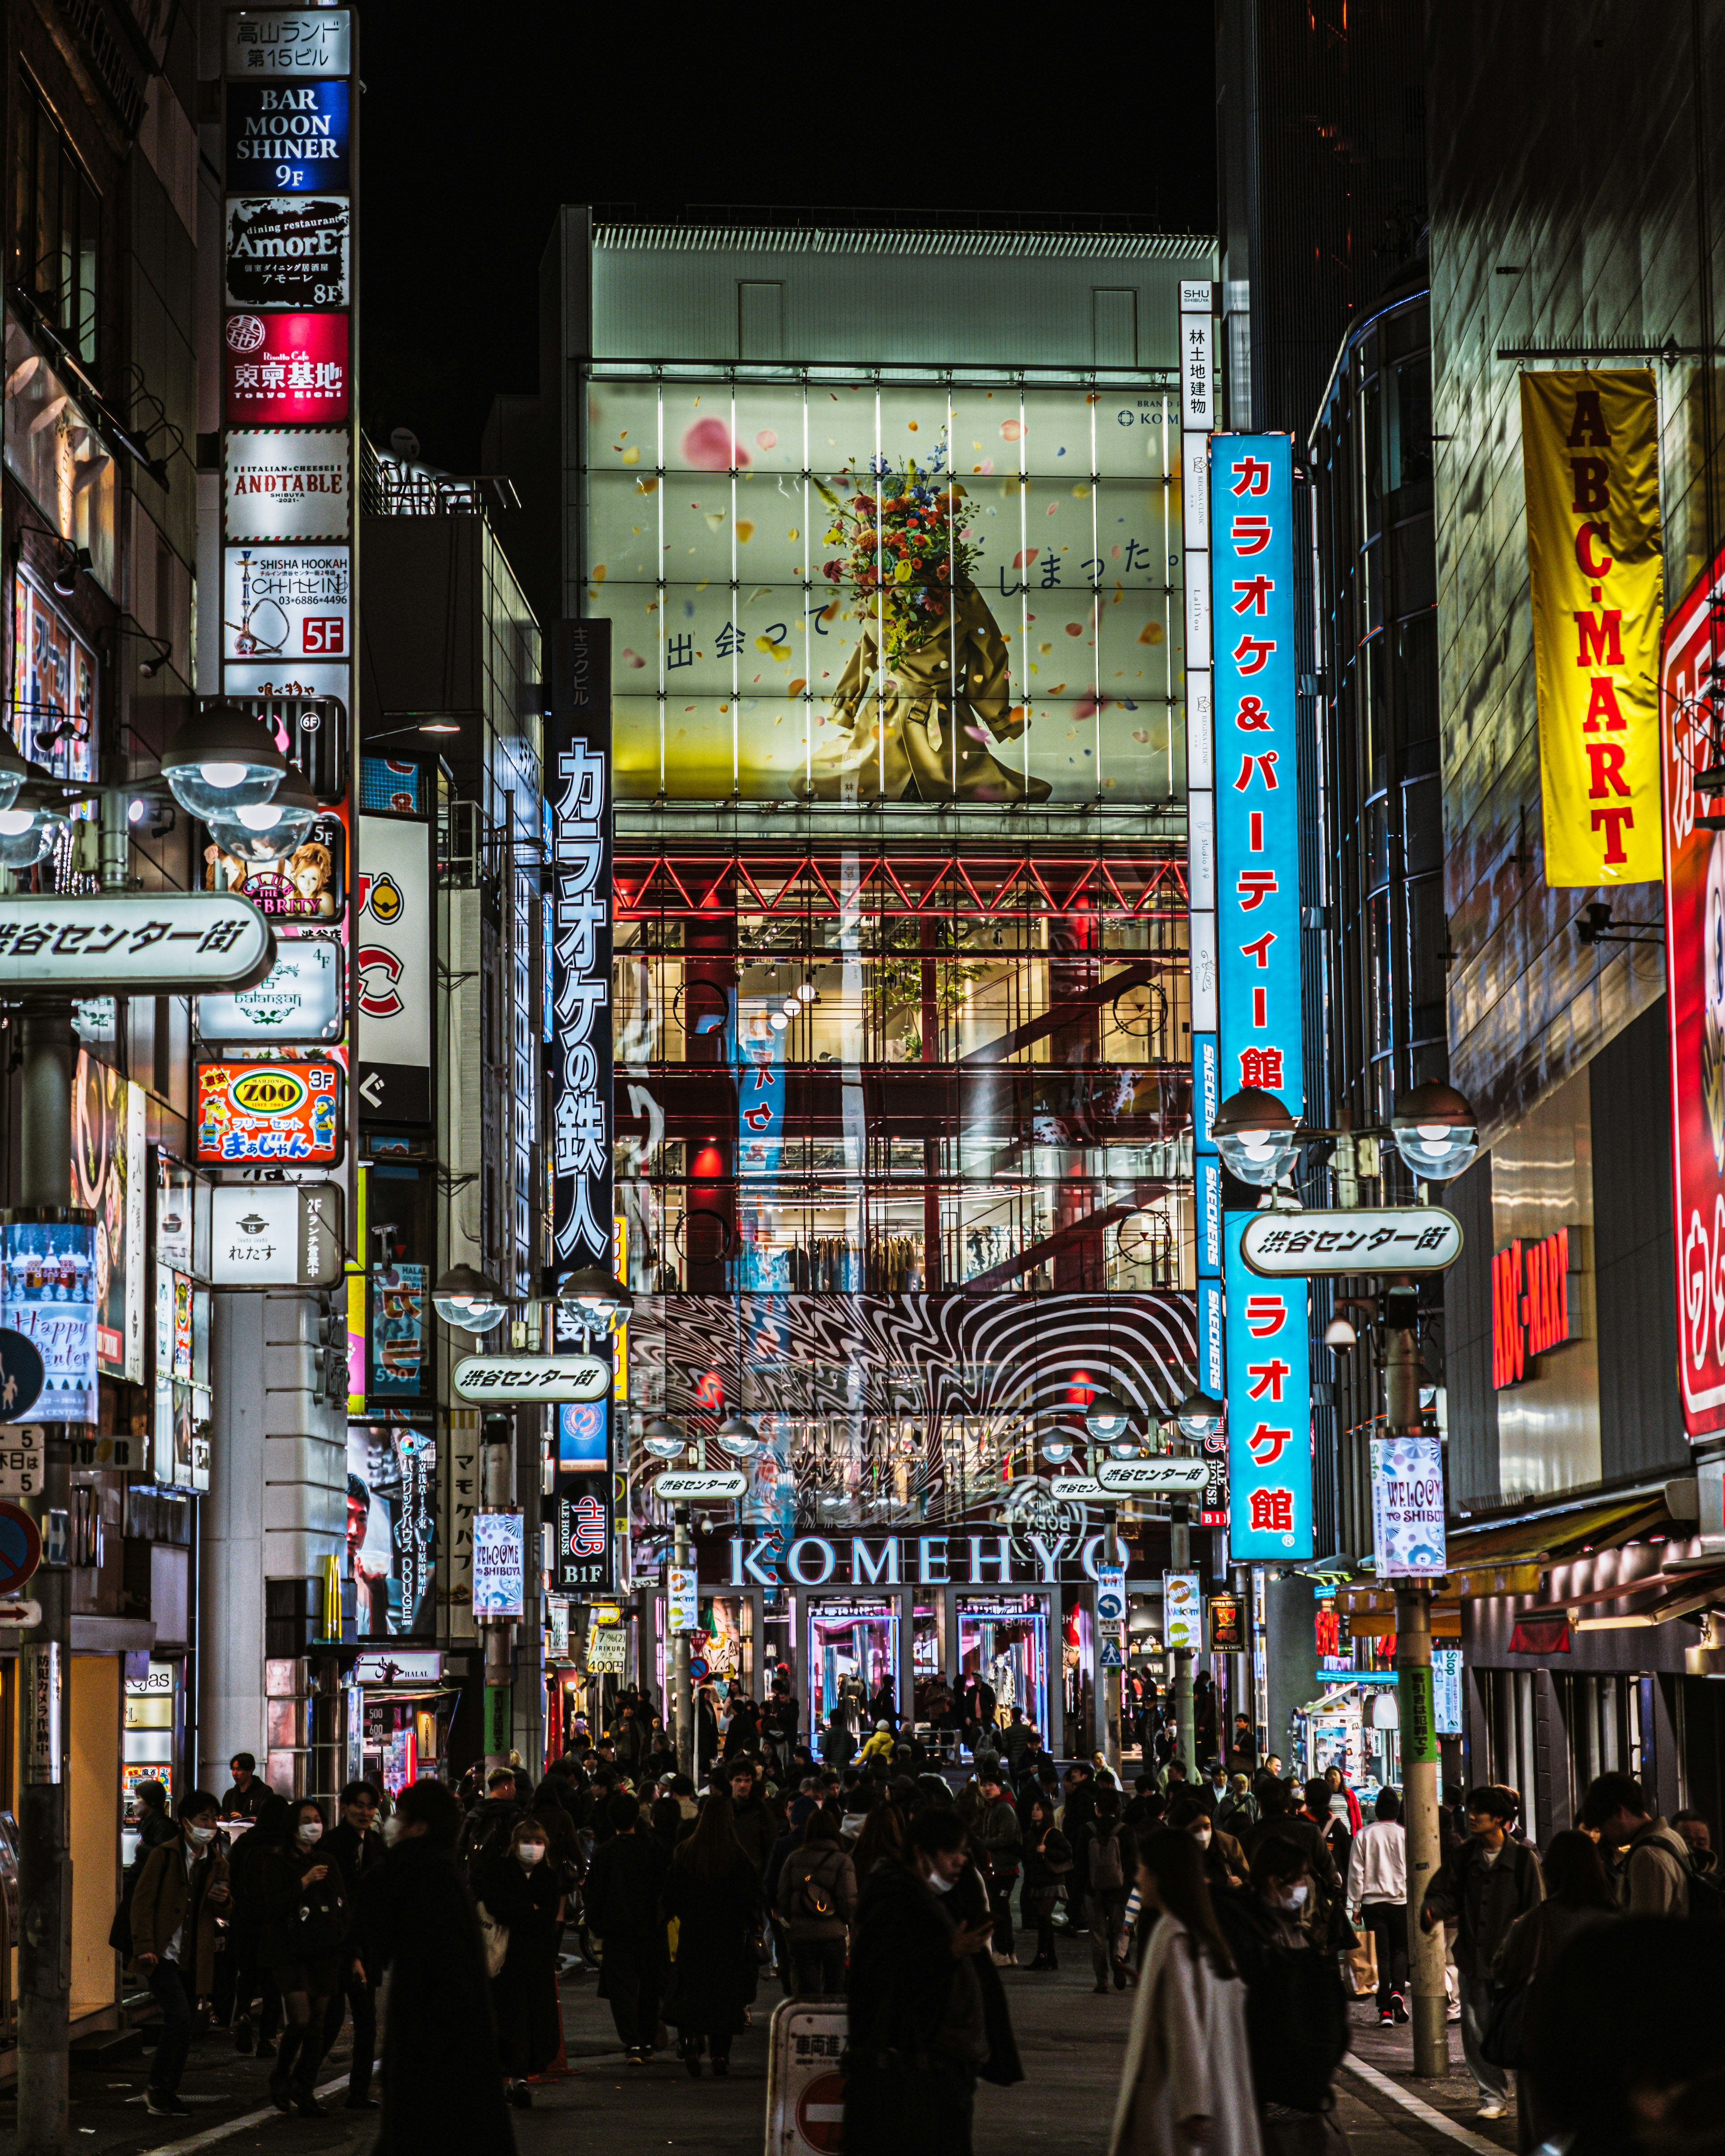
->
xmin=1491 ymin=1228 xmax=1577 ymax=1388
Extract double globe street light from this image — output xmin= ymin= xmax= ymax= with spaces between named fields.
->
xmin=1210 ymin=1078 xmax=1480 ymax=1193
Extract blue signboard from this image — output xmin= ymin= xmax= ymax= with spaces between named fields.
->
xmin=226 ymin=81 xmax=350 ymax=193
xmin=1210 ymin=434 xmax=1302 ymax=1116
xmin=557 ymin=1399 xmax=608 ymax=1472
xmin=1223 ymin=1214 xmax=1313 ymax=1560
xmin=1198 ymin=1277 xmax=1224 ymax=1398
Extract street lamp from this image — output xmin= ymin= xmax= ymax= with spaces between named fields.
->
xmin=431 ymin=1264 xmax=508 ymax=1333
xmin=716 ymin=1414 xmax=761 ymax=1458
xmin=1323 ymin=1316 xmax=1358 ymax=1349
xmin=0 ymin=737 xmax=34 ymax=812
xmin=1041 ymin=1437 xmax=1076 ymax=1465
xmin=1172 ymin=1387 xmax=1224 ymax=1443
xmin=1389 ymin=1081 xmax=1480 ymax=1182
xmin=159 ymin=701 xmax=287 ymax=820
xmin=1211 ymin=1086 xmax=1301 ymax=1187
xmin=642 ymin=1416 xmax=687 ymax=1460
xmin=204 ymin=763 xmax=318 ymax=863
xmin=0 ymin=785 xmax=68 ymax=868
xmin=558 ymin=1264 xmax=635 ymax=1334
xmin=1084 ymin=1387 xmax=1134 ymax=1442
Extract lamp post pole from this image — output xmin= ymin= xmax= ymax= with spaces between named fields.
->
xmin=1385 ymin=1293 xmax=1447 ymax=2078
xmin=1169 ymin=1497 xmax=1197 ymax=1782
xmin=672 ymin=1505 xmax=693 ymax=1780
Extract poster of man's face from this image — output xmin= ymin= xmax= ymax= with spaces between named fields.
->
xmin=346 ymin=1420 xmax=435 ymax=1636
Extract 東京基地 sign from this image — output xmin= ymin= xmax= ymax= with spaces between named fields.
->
xmin=452 ymin=1354 xmax=609 ymax=1403
xmin=1095 ymin=1458 xmax=1212 ymax=1494
xmin=1239 ymin=1206 xmax=1463 ymax=1277
xmin=0 ymin=893 xmax=274 ymax=994
xmin=652 ymin=1470 xmax=748 ymax=1502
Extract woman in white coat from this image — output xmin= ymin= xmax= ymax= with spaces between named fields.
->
xmin=1107 ymin=1828 xmax=1262 ymax=2156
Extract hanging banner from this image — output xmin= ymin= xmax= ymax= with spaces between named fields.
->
xmin=1224 ymin=1213 xmax=1313 ymax=1560
xmin=1661 ymin=540 xmax=1725 ymax=1434
xmin=1209 ymin=432 xmax=1303 ymax=1113
xmin=1369 ymin=1433 xmax=1447 ymax=1578
xmin=1521 ymin=370 xmax=1663 ymax=885
xmin=547 ymin=620 xmax=614 ymax=1275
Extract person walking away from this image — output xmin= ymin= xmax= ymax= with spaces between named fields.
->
xmin=971 ymin=1764 xmax=1022 ymax=1965
xmin=1579 ymin=1771 xmax=1693 ymax=1914
xmin=845 ymin=1808 xmax=998 ymax=2156
xmin=1301 ymin=1776 xmax=1352 ymax=1888
xmin=1491 ymin=1828 xmax=1620 ymax=2154
xmin=259 ymin=1799 xmax=352 ymax=2117
xmin=1212 ymin=1837 xmax=1349 ymax=2154
xmin=477 ymin=1816 xmax=564 ymax=2107
xmin=1420 ymin=1783 xmax=1543 ymax=2123
xmin=322 ymin=1780 xmax=385 ymax=2108
xmin=820 ymin=1705 xmax=858 ymax=1774
xmin=364 ymin=1777 xmax=513 ymax=2153
xmin=1348 ymin=1785 xmax=1408 ymax=2024
xmin=585 ymin=1788 xmax=670 ymax=2061
xmin=776 ymin=1806 xmax=857 ymax=1995
xmin=221 ymin=1752 xmax=269 ymax=1822
xmin=125 ymin=1789 xmax=230 ymax=2120
xmin=1020 ymin=1794 xmax=1072 ymax=1970
xmin=227 ymin=1794 xmax=289 ymax=2059
xmin=859 ymin=1719 xmax=896 ymax=1766
xmin=1082 ymin=1787 xmax=1136 ymax=1993
xmin=1106 ymin=1827 xmax=1261 ymax=2156
xmin=661 ymin=1789 xmax=760 ymax=2075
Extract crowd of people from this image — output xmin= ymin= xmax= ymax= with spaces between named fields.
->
xmin=109 ymin=1698 xmax=1724 ymax=2156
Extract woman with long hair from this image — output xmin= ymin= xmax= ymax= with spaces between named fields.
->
xmin=661 ymin=1789 xmax=761 ymax=2076
xmin=1020 ymin=1793 xmax=1073 ymax=1971
xmin=1496 ymin=1829 xmax=1620 ymax=2152
xmin=259 ymin=1798 xmax=352 ymax=2119
xmin=849 ymin=1794 xmax=905 ymax=1879
xmin=477 ymin=1813 xmax=566 ymax=2107
xmin=1107 ymin=1828 xmax=1260 ymax=2156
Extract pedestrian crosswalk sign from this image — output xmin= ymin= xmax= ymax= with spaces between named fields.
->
xmin=1101 ymin=1636 xmax=1123 ymax=1668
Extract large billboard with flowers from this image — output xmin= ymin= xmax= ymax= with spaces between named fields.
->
xmin=584 ymin=375 xmax=1185 ymax=804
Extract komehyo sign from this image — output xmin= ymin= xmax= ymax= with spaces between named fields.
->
xmin=0 ymin=893 xmax=274 ymax=993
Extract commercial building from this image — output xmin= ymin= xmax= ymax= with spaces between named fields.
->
xmin=491 ymin=211 xmax=1220 ymax=1757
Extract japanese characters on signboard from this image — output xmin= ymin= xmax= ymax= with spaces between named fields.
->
xmin=548 ymin=621 xmax=614 ymax=1279
xmin=225 ymin=314 xmax=349 ymax=426
xmin=348 ymin=1417 xmax=435 ymax=1636
xmin=587 ymin=378 xmax=1182 ymax=803
xmin=355 ymin=809 xmax=432 ymax=1124
xmin=225 ymin=197 xmax=350 ymax=308
xmin=223 ymin=546 xmax=350 ymax=664
xmin=370 ymin=1264 xmax=427 ymax=1397
xmin=195 ymin=1059 xmax=342 ymax=1166
xmin=1661 ymin=543 xmax=1725 ymax=1437
xmin=1224 ymin=1215 xmax=1314 ymax=1560
xmin=72 ymin=1051 xmax=146 ymax=1383
xmin=225 ymin=8 xmax=350 ymax=75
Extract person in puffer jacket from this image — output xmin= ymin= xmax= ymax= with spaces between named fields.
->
xmin=774 ymin=1807 xmax=857 ymax=1995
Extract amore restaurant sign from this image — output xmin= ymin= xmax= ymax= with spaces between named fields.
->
xmin=701 ymin=1530 xmax=1129 ymax=1588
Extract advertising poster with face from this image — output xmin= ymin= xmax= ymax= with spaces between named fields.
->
xmin=72 ymin=1051 xmax=146 ymax=1382
xmin=347 ymin=1418 xmax=436 ymax=1636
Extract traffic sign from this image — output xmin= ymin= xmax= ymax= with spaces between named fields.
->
xmin=796 ymin=2074 xmax=847 ymax=2154
xmin=766 ymin=1999 xmax=848 ymax=2156
xmin=0 ymin=1600 xmax=42 ymax=1627
xmin=0 ymin=1429 xmax=44 ymax=1497
xmin=652 ymin=1470 xmax=747 ymax=1502
xmin=0 ymin=1502 xmax=43 ymax=1595
xmin=0 ymin=1330 xmax=44 ymax=1421
xmin=1096 ymin=1564 xmax=1127 ymax=1625
xmin=1239 ymin=1205 xmax=1463 ymax=1277
xmin=1101 ymin=1636 xmax=1124 ymax=1668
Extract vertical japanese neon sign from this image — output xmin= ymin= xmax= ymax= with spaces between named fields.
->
xmin=1212 ymin=434 xmax=1312 ymax=1560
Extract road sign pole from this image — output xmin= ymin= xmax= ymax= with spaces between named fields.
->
xmin=672 ymin=1506 xmax=693 ymax=1782
xmin=15 ymin=1010 xmax=73 ymax=2156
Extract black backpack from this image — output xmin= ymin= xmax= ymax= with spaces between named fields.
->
xmin=1685 ymin=1853 xmax=1725 ymax=1922
xmin=1245 ymin=1937 xmax=1349 ymax=2111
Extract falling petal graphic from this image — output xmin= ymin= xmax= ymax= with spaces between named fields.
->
xmin=1001 ymin=420 xmax=1025 ymax=441
xmin=1132 ymin=729 xmax=1152 ymax=745
xmin=591 ymin=564 xmax=607 ymax=584
xmin=1013 ymin=548 xmax=1040 ymax=570
xmin=1065 ymin=623 xmax=1085 ymax=636
xmin=735 ymin=520 xmax=755 ymax=543
xmin=683 ymin=416 xmax=747 ymax=471
xmin=635 ymin=476 xmax=658 ymax=495
xmin=787 ymin=678 xmax=807 ymax=695
xmin=1137 ymin=622 xmax=1164 ymax=646
xmin=756 ymin=429 xmax=778 ymax=450
xmin=621 ymin=647 xmax=646 ymax=669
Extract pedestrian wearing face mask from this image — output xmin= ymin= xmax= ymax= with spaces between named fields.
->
xmin=125 ymin=1789 xmax=231 ymax=2119
xmin=259 ymin=1799 xmax=353 ymax=2118
xmin=1213 ymin=1838 xmax=1351 ymax=2155
xmin=321 ymin=1781 xmax=385 ymax=2109
xmin=1169 ymin=1793 xmax=1250 ymax=1895
xmin=477 ymin=1816 xmax=565 ymax=2107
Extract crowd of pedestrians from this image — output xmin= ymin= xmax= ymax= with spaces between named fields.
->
xmin=108 ymin=1692 xmax=1722 ymax=2156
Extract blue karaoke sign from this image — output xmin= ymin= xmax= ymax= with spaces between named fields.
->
xmin=1212 ymin=433 xmax=1311 ymax=1561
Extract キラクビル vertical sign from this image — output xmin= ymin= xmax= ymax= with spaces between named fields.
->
xmin=1522 ymin=371 xmax=1663 ymax=885
xmin=1661 ymin=539 xmax=1725 ymax=1436
xmin=548 ymin=621 xmax=614 ymax=1279
xmin=1211 ymin=435 xmax=1311 ymax=1560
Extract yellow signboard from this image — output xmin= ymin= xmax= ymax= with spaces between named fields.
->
xmin=1520 ymin=370 xmax=1663 ymax=885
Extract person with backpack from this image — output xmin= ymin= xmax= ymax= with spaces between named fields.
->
xmin=1081 ymin=1788 xmax=1136 ymax=1993
xmin=124 ymin=1788 xmax=231 ymax=2121
xmin=1213 ymin=1835 xmax=1349 ymax=2154
xmin=1489 ymin=1829 xmax=1620 ymax=2152
xmin=775 ymin=1806 xmax=858 ymax=1994
xmin=1579 ymin=1770 xmax=1706 ymax=1917
xmin=458 ymin=1765 xmax=525 ymax=1872
xmin=1107 ymin=1827 xmax=1259 ymax=2156
xmin=972 ymin=1763 xmax=1023 ymax=1965
xmin=1420 ymin=1784 xmax=1543 ymax=2122
xmin=259 ymin=1798 xmax=354 ymax=2119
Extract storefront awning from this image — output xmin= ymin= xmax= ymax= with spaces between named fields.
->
xmin=1514 ymin=1562 xmax=1725 ymax=1632
xmin=1443 ymin=1494 xmax=1669 ymax=1568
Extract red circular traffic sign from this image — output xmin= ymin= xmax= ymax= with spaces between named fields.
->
xmin=796 ymin=2071 xmax=846 ymax=2154
xmin=0 ymin=1502 xmax=42 ymax=1596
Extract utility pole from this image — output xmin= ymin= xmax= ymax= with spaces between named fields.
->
xmin=15 ymin=1007 xmax=74 ymax=2156
xmin=1384 ymin=1290 xmax=1447 ymax=2078
xmin=672 ymin=1506 xmax=692 ymax=1779
xmin=1169 ymin=1497 xmax=1198 ymax=1781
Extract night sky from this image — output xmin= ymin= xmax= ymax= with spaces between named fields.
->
xmin=358 ymin=1 xmax=1218 ymax=473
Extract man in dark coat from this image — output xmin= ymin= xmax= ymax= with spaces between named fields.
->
xmin=457 ymin=1766 xmax=524 ymax=1873
xmin=846 ymin=1809 xmax=1010 ymax=2156
xmin=322 ymin=1780 xmax=385 ymax=2108
xmin=727 ymin=1759 xmax=777 ymax=1877
xmin=364 ymin=1778 xmax=513 ymax=2154
xmin=584 ymin=1789 xmax=668 ymax=2061
xmin=1421 ymin=1784 xmax=1543 ymax=2117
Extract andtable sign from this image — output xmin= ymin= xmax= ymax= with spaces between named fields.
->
xmin=1241 ymin=1207 xmax=1463 ymax=1277
xmin=0 ymin=893 xmax=274 ymax=994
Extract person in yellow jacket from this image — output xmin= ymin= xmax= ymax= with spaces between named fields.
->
xmin=858 ymin=1721 xmax=897 ymax=1765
